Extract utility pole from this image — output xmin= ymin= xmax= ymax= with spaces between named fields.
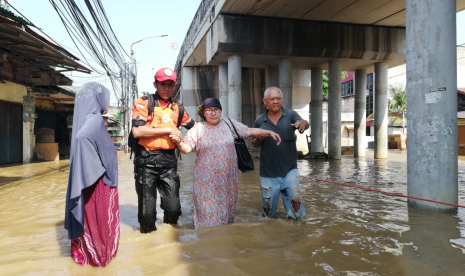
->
xmin=125 ymin=62 xmax=130 ymax=153
xmin=124 ymin=35 xmax=167 ymax=153
xmin=120 ymin=63 xmax=129 ymax=154
xmin=120 ymin=69 xmax=126 ymax=152
xmin=130 ymin=35 xmax=168 ymax=95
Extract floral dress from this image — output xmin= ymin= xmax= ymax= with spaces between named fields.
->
xmin=183 ymin=119 xmax=248 ymax=229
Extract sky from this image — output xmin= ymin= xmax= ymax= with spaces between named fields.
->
xmin=8 ymin=0 xmax=203 ymax=105
xmin=5 ymin=1 xmax=465 ymax=106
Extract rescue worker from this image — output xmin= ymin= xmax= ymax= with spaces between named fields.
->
xmin=131 ymin=67 xmax=195 ymax=233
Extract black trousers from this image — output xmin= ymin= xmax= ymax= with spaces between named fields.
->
xmin=134 ymin=148 xmax=181 ymax=225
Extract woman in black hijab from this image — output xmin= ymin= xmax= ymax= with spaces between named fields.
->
xmin=171 ymin=98 xmax=280 ymax=229
xmin=64 ymin=82 xmax=119 ymax=267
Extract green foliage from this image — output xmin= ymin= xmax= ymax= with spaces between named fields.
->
xmin=322 ymin=71 xmax=348 ymax=99
xmin=388 ymin=85 xmax=407 ymax=112
xmin=322 ymin=71 xmax=329 ymax=99
xmin=388 ymin=85 xmax=407 ymax=129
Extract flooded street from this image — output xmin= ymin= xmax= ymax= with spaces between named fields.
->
xmin=1 ymin=150 xmax=465 ymax=275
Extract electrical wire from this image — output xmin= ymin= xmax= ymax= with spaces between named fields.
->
xmin=6 ymin=1 xmax=128 ymax=104
xmin=47 ymin=0 xmax=131 ymax=105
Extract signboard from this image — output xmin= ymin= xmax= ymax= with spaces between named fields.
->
xmin=23 ymin=95 xmax=35 ymax=122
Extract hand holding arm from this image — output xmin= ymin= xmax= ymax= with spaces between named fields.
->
xmin=169 ymin=134 xmax=193 ymax=153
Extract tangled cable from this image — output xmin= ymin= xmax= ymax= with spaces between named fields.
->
xmin=47 ymin=0 xmax=129 ymax=105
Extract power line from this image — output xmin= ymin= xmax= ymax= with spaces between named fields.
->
xmin=47 ymin=0 xmax=133 ymax=105
xmin=6 ymin=0 xmax=127 ymax=102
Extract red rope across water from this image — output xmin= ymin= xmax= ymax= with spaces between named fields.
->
xmin=299 ymin=175 xmax=465 ymax=209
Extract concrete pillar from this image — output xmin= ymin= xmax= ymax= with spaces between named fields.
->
xmin=310 ymin=67 xmax=324 ymax=152
xmin=228 ymin=55 xmax=242 ymax=122
xmin=406 ymin=0 xmax=458 ymax=210
xmin=23 ymin=121 xmax=34 ymax=163
xmin=374 ymin=62 xmax=388 ymax=159
xmin=266 ymin=65 xmax=279 ymax=88
xmin=328 ymin=59 xmax=341 ymax=159
xmin=218 ymin=63 xmax=228 ymax=118
xmin=354 ymin=69 xmax=367 ymax=157
xmin=279 ymin=58 xmax=292 ymax=109
xmin=181 ymin=66 xmax=200 ymax=136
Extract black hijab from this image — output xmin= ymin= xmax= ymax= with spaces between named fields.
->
xmin=64 ymin=82 xmax=118 ymax=239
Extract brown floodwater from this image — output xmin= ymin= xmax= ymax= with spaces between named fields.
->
xmin=1 ymin=150 xmax=465 ymax=275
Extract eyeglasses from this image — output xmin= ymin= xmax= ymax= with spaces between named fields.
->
xmin=205 ymin=108 xmax=221 ymax=114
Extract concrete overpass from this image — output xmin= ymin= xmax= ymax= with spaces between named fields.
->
xmin=174 ymin=0 xmax=465 ymax=211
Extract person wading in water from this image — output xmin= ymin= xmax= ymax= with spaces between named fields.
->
xmin=131 ymin=68 xmax=195 ymax=233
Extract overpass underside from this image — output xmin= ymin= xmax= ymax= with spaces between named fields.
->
xmin=206 ymin=14 xmax=406 ymax=71
xmin=180 ymin=13 xmax=407 ymax=122
xmin=176 ymin=0 xmax=464 ymax=211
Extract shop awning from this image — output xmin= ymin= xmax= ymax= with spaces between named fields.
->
xmin=0 ymin=15 xmax=91 ymax=86
xmin=34 ymin=86 xmax=80 ymax=112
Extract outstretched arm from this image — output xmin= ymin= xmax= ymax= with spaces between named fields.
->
xmin=247 ymin=128 xmax=281 ymax=146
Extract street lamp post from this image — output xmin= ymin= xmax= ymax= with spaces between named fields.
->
xmin=130 ymin=35 xmax=168 ymax=103
xmin=151 ymin=68 xmax=155 ymax=93
xmin=124 ymin=35 xmax=168 ymax=153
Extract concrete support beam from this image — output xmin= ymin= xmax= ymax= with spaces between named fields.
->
xmin=406 ymin=0 xmax=458 ymax=211
xmin=279 ymin=58 xmax=292 ymax=109
xmin=242 ymin=68 xmax=266 ymax=127
xmin=374 ymin=62 xmax=388 ymax=159
xmin=218 ymin=63 xmax=228 ymax=118
xmin=310 ymin=67 xmax=324 ymax=152
xmin=181 ymin=67 xmax=201 ymax=125
xmin=180 ymin=66 xmax=219 ymax=121
xmin=354 ymin=69 xmax=367 ymax=157
xmin=206 ymin=14 xmax=406 ymax=67
xmin=328 ymin=59 xmax=341 ymax=160
xmin=228 ymin=55 xmax=242 ymax=122
xmin=266 ymin=65 xmax=279 ymax=88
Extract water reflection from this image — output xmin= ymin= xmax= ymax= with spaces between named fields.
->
xmin=0 ymin=150 xmax=464 ymax=275
xmin=399 ymin=208 xmax=464 ymax=275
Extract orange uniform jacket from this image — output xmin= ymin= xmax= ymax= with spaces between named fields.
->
xmin=132 ymin=95 xmax=194 ymax=151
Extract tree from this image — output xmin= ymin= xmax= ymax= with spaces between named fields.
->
xmin=388 ymin=85 xmax=407 ymax=133
xmin=388 ymin=85 xmax=407 ymax=111
xmin=322 ymin=71 xmax=348 ymax=99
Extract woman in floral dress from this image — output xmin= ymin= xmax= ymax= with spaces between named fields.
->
xmin=171 ymin=98 xmax=280 ymax=229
